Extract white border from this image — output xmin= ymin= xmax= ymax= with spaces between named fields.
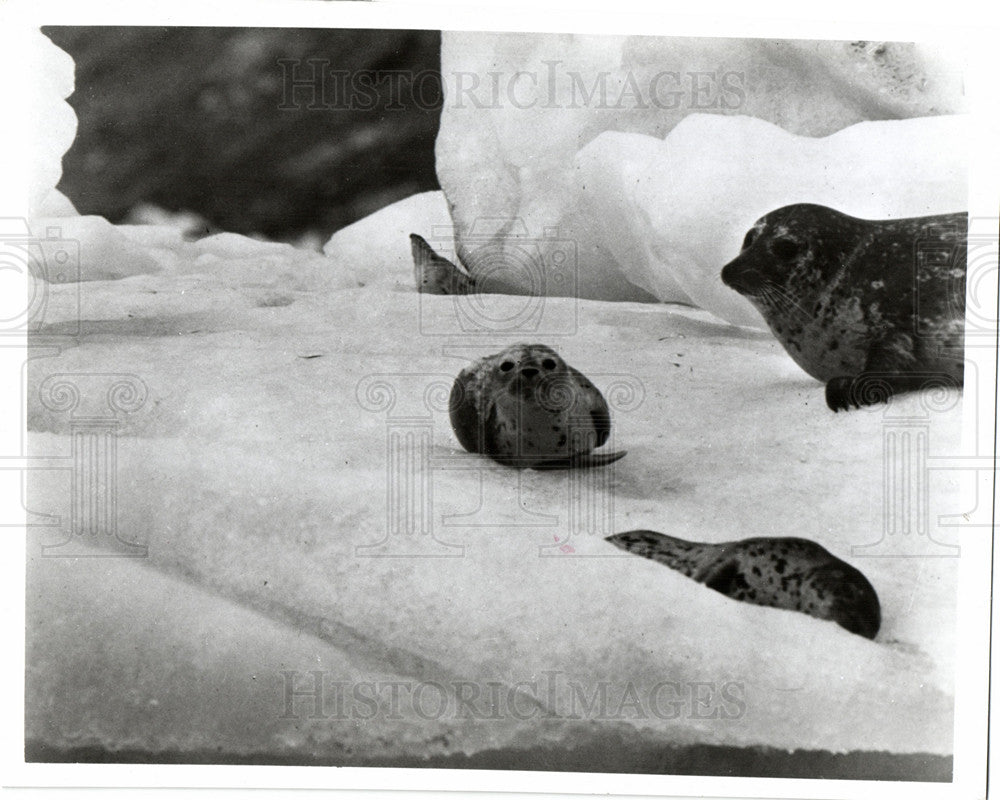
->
xmin=0 ymin=0 xmax=989 ymax=42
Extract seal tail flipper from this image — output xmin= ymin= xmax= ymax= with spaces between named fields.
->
xmin=605 ymin=529 xmax=710 ymax=579
xmin=531 ymin=450 xmax=627 ymax=471
xmin=410 ymin=233 xmax=476 ymax=295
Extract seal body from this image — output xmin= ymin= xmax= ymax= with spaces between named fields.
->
xmin=606 ymin=530 xmax=881 ymax=639
xmin=410 ymin=234 xmax=476 ymax=295
xmin=720 ymin=204 xmax=966 ymax=411
xmin=450 ymin=343 xmax=626 ymax=469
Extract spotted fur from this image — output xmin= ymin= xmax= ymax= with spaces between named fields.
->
xmin=450 ymin=343 xmax=626 ymax=469
xmin=410 ymin=233 xmax=476 ymax=295
xmin=606 ymin=530 xmax=881 ymax=639
xmin=720 ymin=204 xmax=967 ymax=411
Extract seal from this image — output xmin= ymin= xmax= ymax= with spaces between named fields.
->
xmin=719 ymin=204 xmax=967 ymax=411
xmin=410 ymin=234 xmax=476 ymax=295
xmin=606 ymin=530 xmax=881 ymax=639
xmin=450 ymin=343 xmax=627 ymax=469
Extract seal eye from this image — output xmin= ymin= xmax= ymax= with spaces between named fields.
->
xmin=770 ymin=237 xmax=803 ymax=260
xmin=500 ymin=361 xmax=515 ymax=372
xmin=541 ymin=358 xmax=557 ymax=370
xmin=741 ymin=229 xmax=758 ymax=250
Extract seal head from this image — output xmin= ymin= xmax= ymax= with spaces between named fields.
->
xmin=450 ymin=343 xmax=626 ymax=469
xmin=720 ymin=204 xmax=966 ymax=411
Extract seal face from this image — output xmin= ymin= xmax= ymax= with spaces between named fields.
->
xmin=720 ymin=204 xmax=967 ymax=411
xmin=410 ymin=234 xmax=476 ymax=295
xmin=607 ymin=530 xmax=881 ymax=639
xmin=450 ymin=343 xmax=626 ymax=469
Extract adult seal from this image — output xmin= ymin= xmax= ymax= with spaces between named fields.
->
xmin=720 ymin=203 xmax=967 ymax=411
xmin=606 ymin=530 xmax=881 ymax=639
xmin=450 ymin=343 xmax=626 ymax=469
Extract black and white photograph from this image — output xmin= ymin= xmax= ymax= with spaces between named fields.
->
xmin=3 ymin=0 xmax=998 ymax=797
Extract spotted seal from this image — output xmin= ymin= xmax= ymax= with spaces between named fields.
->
xmin=720 ymin=204 xmax=967 ymax=411
xmin=607 ymin=530 xmax=880 ymax=639
xmin=410 ymin=234 xmax=476 ymax=295
xmin=450 ymin=343 xmax=626 ymax=469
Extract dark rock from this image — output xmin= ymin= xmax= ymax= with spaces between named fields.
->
xmin=42 ymin=27 xmax=442 ymax=243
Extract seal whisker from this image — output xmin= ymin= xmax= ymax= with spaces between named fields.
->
xmin=760 ymin=283 xmax=813 ymax=322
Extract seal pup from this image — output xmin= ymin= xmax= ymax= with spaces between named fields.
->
xmin=606 ymin=530 xmax=881 ymax=639
xmin=720 ymin=204 xmax=967 ymax=411
xmin=410 ymin=233 xmax=476 ymax=295
xmin=450 ymin=343 xmax=626 ymax=469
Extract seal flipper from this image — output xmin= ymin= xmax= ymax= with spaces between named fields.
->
xmin=605 ymin=530 xmax=713 ymax=578
xmin=826 ymin=333 xmax=960 ymax=411
xmin=449 ymin=368 xmax=485 ymax=454
xmin=567 ymin=366 xmax=612 ymax=449
xmin=531 ymin=449 xmax=627 ymax=470
xmin=481 ymin=402 xmax=527 ymax=468
xmin=590 ymin=406 xmax=612 ymax=449
xmin=826 ymin=373 xmax=948 ymax=411
xmin=410 ymin=233 xmax=476 ymax=295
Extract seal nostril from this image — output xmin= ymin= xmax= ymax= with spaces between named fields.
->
xmin=520 ymin=367 xmax=539 ymax=378
xmin=721 ymin=261 xmax=764 ymax=293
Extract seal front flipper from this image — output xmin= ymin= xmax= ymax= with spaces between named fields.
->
xmin=825 ymin=333 xmax=961 ymax=412
xmin=410 ymin=233 xmax=476 ymax=295
xmin=448 ymin=366 xmax=486 ymax=453
xmin=568 ymin=365 xmax=612 ymax=449
xmin=827 ymin=372 xmax=960 ymax=411
xmin=531 ymin=449 xmax=627 ymax=470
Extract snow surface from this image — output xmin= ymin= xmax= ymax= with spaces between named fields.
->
xmin=27 ymin=191 xmax=962 ymax=758
xmin=24 ymin=27 xmax=966 ymax=763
